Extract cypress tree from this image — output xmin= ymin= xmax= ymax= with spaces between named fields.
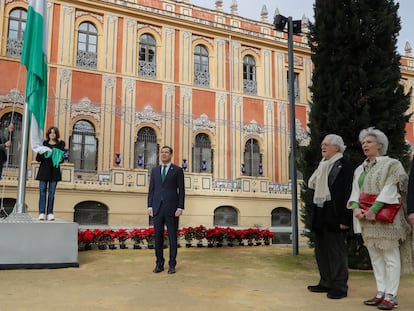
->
xmin=299 ymin=0 xmax=411 ymax=269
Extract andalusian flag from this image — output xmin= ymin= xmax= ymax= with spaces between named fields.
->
xmin=21 ymin=0 xmax=49 ymax=154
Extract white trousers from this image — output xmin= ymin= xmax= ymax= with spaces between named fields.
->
xmin=366 ymin=245 xmax=401 ymax=296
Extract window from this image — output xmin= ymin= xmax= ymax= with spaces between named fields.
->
xmin=6 ymin=8 xmax=27 ymax=58
xmin=134 ymin=127 xmax=158 ymax=173
xmin=243 ymin=55 xmax=257 ymax=95
xmin=271 ymin=207 xmax=292 ymax=244
xmin=287 ymin=72 xmax=300 ymax=102
xmin=77 ymin=22 xmax=98 ymax=69
xmin=214 ymin=206 xmax=238 ymax=226
xmin=138 ymin=34 xmax=156 ymax=78
xmin=0 ymin=112 xmax=22 ymax=168
xmin=69 ymin=120 xmax=98 ymax=171
xmin=74 ymin=201 xmax=108 ymax=225
xmin=194 ymin=44 xmax=209 ymax=87
xmin=192 ymin=133 xmax=213 ymax=173
xmin=243 ymin=138 xmax=261 ymax=176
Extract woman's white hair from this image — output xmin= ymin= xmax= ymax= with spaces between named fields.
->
xmin=358 ymin=127 xmax=389 ymax=156
xmin=324 ymin=134 xmax=346 ymax=153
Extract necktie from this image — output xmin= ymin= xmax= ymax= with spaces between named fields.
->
xmin=162 ymin=165 xmax=167 ymax=182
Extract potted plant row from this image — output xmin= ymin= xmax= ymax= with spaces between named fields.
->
xmin=78 ymin=227 xmax=274 ymax=251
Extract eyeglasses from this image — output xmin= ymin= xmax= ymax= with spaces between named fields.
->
xmin=320 ymin=143 xmax=333 ymax=148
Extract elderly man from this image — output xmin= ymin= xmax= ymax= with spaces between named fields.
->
xmin=307 ymin=134 xmax=355 ymax=299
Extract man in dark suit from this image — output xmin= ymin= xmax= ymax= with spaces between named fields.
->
xmin=148 ymin=145 xmax=185 ymax=274
xmin=0 ymin=123 xmax=14 ymax=180
xmin=406 ymin=160 xmax=414 ymax=225
xmin=307 ymin=134 xmax=355 ymax=299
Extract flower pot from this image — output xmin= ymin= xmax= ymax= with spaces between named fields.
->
xmin=207 ymin=243 xmax=214 ymax=248
xmin=264 ymin=241 xmax=270 ymax=246
xmin=98 ymin=244 xmax=107 ymax=250
xmin=216 ymin=243 xmax=223 ymax=248
xmin=133 ymin=244 xmax=142 ymax=249
xmin=227 ymin=242 xmax=234 ymax=247
xmin=120 ymin=243 xmax=128 ymax=249
xmin=255 ymin=242 xmax=262 ymax=246
xmin=147 ymin=244 xmax=154 ymax=249
xmin=197 ymin=243 xmax=203 ymax=248
xmin=247 ymin=241 xmax=254 ymax=246
xmin=109 ymin=244 xmax=117 ymax=250
xmin=185 ymin=243 xmax=192 ymax=248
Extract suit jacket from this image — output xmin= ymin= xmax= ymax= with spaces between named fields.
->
xmin=311 ymin=157 xmax=355 ymax=232
xmin=148 ymin=163 xmax=185 ymax=216
xmin=407 ymin=159 xmax=414 ymax=215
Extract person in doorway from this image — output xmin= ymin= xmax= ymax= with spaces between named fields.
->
xmin=147 ymin=146 xmax=185 ymax=274
xmin=307 ymin=134 xmax=355 ymax=299
xmin=348 ymin=127 xmax=412 ymax=310
xmin=0 ymin=123 xmax=14 ymax=179
xmin=36 ymin=126 xmax=65 ymax=221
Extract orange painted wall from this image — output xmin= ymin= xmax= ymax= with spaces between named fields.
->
xmin=136 ymin=81 xmax=163 ymax=111
xmin=49 ymin=3 xmax=60 ymax=64
xmin=243 ymin=98 xmax=264 ymax=125
xmin=192 ymin=89 xmax=215 ymax=117
xmin=71 ymin=71 xmax=102 ymax=102
xmin=0 ymin=60 xmax=25 ymax=93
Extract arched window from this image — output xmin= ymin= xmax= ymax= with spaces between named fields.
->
xmin=138 ymin=34 xmax=156 ymax=78
xmin=271 ymin=207 xmax=291 ymax=226
xmin=243 ymin=55 xmax=257 ymax=95
xmin=77 ymin=22 xmax=98 ymax=69
xmin=74 ymin=201 xmax=108 ymax=225
xmin=6 ymin=8 xmax=27 ymax=58
xmin=0 ymin=112 xmax=22 ymax=168
xmin=69 ymin=120 xmax=98 ymax=171
xmin=271 ymin=207 xmax=292 ymax=244
xmin=135 ymin=127 xmax=158 ymax=173
xmin=214 ymin=206 xmax=238 ymax=226
xmin=192 ymin=133 xmax=213 ymax=173
xmin=194 ymin=44 xmax=209 ymax=87
xmin=243 ymin=138 xmax=261 ymax=176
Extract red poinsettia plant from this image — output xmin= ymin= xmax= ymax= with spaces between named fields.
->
xmin=116 ymin=229 xmax=129 ymax=243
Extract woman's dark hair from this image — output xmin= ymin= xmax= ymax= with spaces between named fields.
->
xmin=46 ymin=126 xmax=60 ymax=141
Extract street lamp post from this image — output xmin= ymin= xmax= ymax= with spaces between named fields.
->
xmin=274 ymin=14 xmax=301 ymax=256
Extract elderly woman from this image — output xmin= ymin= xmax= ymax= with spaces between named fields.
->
xmin=348 ymin=127 xmax=412 ymax=310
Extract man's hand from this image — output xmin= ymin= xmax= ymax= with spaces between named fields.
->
xmin=4 ymin=140 xmax=11 ymax=148
xmin=147 ymin=208 xmax=153 ymax=217
xmin=175 ymin=209 xmax=183 ymax=217
xmin=408 ymin=213 xmax=414 ymax=225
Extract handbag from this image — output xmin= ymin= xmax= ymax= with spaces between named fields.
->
xmin=359 ymin=193 xmax=401 ymax=223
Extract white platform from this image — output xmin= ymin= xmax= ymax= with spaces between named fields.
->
xmin=0 ymin=213 xmax=79 ymax=269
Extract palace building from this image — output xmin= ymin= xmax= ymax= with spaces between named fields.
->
xmin=1 ymin=0 xmax=413 ymax=243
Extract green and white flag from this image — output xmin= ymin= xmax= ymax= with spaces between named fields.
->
xmin=21 ymin=0 xmax=50 ymax=154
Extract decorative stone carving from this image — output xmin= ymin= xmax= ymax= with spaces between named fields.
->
xmin=136 ymin=105 xmax=162 ymax=128
xmin=71 ymin=97 xmax=101 ymax=121
xmin=76 ymin=11 xmax=103 ymax=23
xmin=243 ymin=120 xmax=263 ymax=138
xmin=192 ymin=35 xmax=213 ymax=46
xmin=0 ymin=89 xmax=24 ymax=107
xmin=59 ymin=68 xmax=72 ymax=85
xmin=124 ymin=78 xmax=135 ymax=94
xmin=104 ymin=76 xmax=115 ymax=89
xmin=295 ymin=119 xmax=310 ymax=146
xmin=193 ymin=114 xmax=216 ymax=134
xmin=138 ymin=24 xmax=162 ymax=35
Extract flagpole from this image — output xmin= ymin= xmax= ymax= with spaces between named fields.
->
xmin=14 ymin=103 xmax=30 ymax=214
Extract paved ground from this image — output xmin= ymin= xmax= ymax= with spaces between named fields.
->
xmin=1 ymin=246 xmax=414 ymax=311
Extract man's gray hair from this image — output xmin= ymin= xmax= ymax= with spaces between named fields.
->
xmin=324 ymin=134 xmax=346 ymax=153
xmin=358 ymin=127 xmax=388 ymax=156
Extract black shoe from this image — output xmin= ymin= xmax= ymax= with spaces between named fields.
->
xmin=327 ymin=290 xmax=347 ymax=299
xmin=153 ymin=266 xmax=164 ymax=273
xmin=168 ymin=266 xmax=176 ymax=274
xmin=307 ymin=285 xmax=330 ymax=293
